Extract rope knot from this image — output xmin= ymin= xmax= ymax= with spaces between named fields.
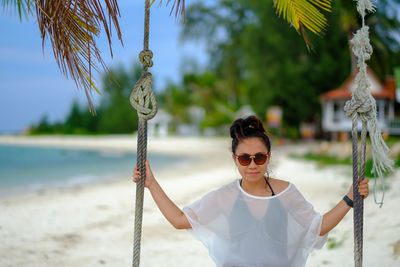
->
xmin=130 ymin=72 xmax=157 ymax=121
xmin=139 ymin=50 xmax=153 ymax=68
xmin=351 ymin=26 xmax=373 ymax=64
xmin=344 ymin=96 xmax=375 ymax=123
xmin=344 ymin=99 xmax=360 ymax=119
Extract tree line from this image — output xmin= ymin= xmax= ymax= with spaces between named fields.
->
xmin=30 ymin=64 xmax=142 ymax=134
xmin=30 ymin=0 xmax=400 ymax=137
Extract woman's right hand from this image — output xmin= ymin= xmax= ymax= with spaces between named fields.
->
xmin=132 ymin=160 xmax=155 ymax=189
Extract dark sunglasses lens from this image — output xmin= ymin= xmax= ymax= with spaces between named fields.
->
xmin=238 ymin=155 xmax=251 ymax=166
xmin=254 ymin=154 xmax=267 ymax=165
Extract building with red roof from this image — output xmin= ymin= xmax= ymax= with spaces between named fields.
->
xmin=320 ymin=68 xmax=398 ymax=137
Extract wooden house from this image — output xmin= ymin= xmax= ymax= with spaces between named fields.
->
xmin=320 ymin=69 xmax=398 ymax=138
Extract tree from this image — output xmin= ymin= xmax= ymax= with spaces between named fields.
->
xmin=27 ymin=62 xmax=153 ymax=134
xmin=64 ymin=100 xmax=85 ymax=133
xmin=34 ymin=114 xmax=52 ymax=133
xmin=179 ymin=0 xmax=399 ymax=133
xmin=96 ymin=63 xmax=142 ymax=133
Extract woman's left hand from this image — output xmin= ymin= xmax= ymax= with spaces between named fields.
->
xmin=347 ymin=178 xmax=369 ymax=200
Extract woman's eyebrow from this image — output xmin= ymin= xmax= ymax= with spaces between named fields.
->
xmin=237 ymin=152 xmax=267 ymax=155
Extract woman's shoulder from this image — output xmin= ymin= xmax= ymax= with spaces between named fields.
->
xmin=269 ymin=178 xmax=290 ymax=195
xmin=203 ymin=180 xmax=239 ymax=198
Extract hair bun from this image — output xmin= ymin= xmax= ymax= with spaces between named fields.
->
xmin=230 ymin=115 xmax=271 ymax=153
xmin=243 ymin=115 xmax=266 ymax=135
xmin=230 ymin=115 xmax=267 ymax=139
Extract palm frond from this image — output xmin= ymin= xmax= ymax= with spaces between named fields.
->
xmin=274 ymin=0 xmax=332 ymax=42
xmin=3 ymin=0 xmax=186 ymax=114
xmin=31 ymin=0 xmax=123 ymax=114
xmin=158 ymin=0 xmax=185 ymax=19
xmin=1 ymin=0 xmax=33 ymax=19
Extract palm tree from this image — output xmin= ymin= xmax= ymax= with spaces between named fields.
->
xmin=2 ymin=0 xmax=126 ymax=113
xmin=2 ymin=0 xmax=331 ymax=112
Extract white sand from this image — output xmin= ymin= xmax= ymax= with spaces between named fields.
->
xmin=0 ymin=135 xmax=399 ymax=267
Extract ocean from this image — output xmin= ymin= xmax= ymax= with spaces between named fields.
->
xmin=0 ymin=144 xmax=185 ymax=196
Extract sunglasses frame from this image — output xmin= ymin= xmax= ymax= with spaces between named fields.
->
xmin=235 ymin=153 xmax=269 ymax=166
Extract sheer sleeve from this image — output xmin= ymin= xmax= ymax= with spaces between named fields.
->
xmin=282 ymin=185 xmax=328 ymax=251
xmin=182 ymin=184 xmax=237 ymax=252
xmin=182 ymin=188 xmax=229 ymax=250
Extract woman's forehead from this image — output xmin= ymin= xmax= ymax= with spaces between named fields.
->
xmin=236 ymin=137 xmax=269 ymax=153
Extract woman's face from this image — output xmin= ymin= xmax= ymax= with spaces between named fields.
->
xmin=232 ymin=137 xmax=270 ymax=182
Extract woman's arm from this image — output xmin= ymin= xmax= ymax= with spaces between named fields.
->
xmin=133 ymin=160 xmax=191 ymax=230
xmin=320 ymin=179 xmax=369 ymax=236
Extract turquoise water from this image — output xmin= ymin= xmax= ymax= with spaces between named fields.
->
xmin=0 ymin=144 xmax=185 ymax=196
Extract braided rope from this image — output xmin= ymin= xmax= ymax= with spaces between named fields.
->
xmin=131 ymin=1 xmax=157 ymax=266
xmin=132 ymin=120 xmax=147 ymax=267
xmin=344 ymin=0 xmax=394 ymax=266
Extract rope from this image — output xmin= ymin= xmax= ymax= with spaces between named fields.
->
xmin=130 ymin=72 xmax=157 ymax=121
xmin=343 ymin=0 xmax=394 ymax=266
xmin=131 ymin=0 xmax=158 ymax=266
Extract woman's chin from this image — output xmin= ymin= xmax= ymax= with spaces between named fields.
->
xmin=244 ymin=174 xmax=263 ymax=181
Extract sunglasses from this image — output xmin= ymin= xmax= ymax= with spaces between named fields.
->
xmin=235 ymin=153 xmax=268 ymax=166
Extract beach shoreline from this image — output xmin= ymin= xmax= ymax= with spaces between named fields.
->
xmin=0 ymin=135 xmax=399 ymax=266
xmin=0 ymin=134 xmax=232 ymax=155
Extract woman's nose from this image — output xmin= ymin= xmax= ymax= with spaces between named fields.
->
xmin=248 ymin=158 xmax=257 ymax=168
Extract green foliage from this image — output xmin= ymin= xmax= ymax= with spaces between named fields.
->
xmin=293 ymin=152 xmax=352 ymax=166
xmin=30 ymin=115 xmax=52 ymax=134
xmin=282 ymin=126 xmax=300 ymax=140
xmin=396 ymin=154 xmax=400 ymax=167
xmin=63 ymin=100 xmax=86 ymax=133
xmin=327 ymin=236 xmax=344 ymax=249
xmin=159 ymin=71 xmax=235 ymax=131
xmin=161 ymin=83 xmax=193 ymax=124
xmin=178 ymin=0 xmax=351 ymax=133
xmin=292 ymin=151 xmax=400 ymax=178
xmin=176 ymin=0 xmax=399 ymax=136
xmin=385 ymin=136 xmax=400 ymax=145
xmin=29 ymin=63 xmax=142 ymax=134
xmin=96 ymin=63 xmax=140 ymax=133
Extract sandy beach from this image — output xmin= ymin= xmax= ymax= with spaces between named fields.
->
xmin=0 ymin=135 xmax=399 ymax=267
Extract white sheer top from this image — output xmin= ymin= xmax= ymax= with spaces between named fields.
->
xmin=182 ymin=179 xmax=327 ymax=267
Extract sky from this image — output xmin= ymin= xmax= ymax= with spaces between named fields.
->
xmin=0 ymin=1 xmax=209 ymax=133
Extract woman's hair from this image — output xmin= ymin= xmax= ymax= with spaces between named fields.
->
xmin=230 ymin=115 xmax=271 ymax=154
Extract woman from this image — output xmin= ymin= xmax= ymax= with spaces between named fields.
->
xmin=133 ymin=115 xmax=369 ymax=267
